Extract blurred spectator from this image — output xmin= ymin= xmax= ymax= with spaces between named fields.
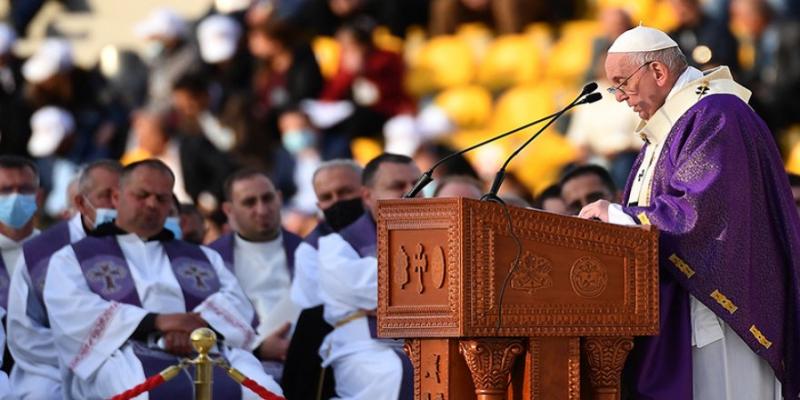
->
xmin=532 ymin=183 xmax=568 ymax=214
xmin=433 ymin=175 xmax=483 ymax=198
xmin=559 ymin=164 xmax=617 ymax=216
xmin=290 ymin=0 xmax=426 ymax=37
xmin=28 ymin=106 xmax=79 ymax=218
xmin=135 ymin=8 xmax=202 ymax=112
xmin=320 ymin=17 xmax=414 ymax=139
xmin=248 ymin=18 xmax=324 ymax=141
xmin=496 ymin=171 xmax=534 ymax=205
xmin=584 ymin=8 xmax=633 ymax=82
xmin=198 ymin=14 xmax=254 ymax=98
xmin=276 ymin=109 xmax=323 ymax=232
xmin=428 ymin=0 xmax=578 ymax=35
xmin=668 ymin=0 xmax=739 ymax=71
xmin=122 ymin=108 xmax=193 ymax=203
xmin=0 ymin=23 xmax=31 ymax=157
xmin=178 ymin=203 xmax=207 ymax=244
xmin=412 ymin=142 xmax=479 ymax=196
xmin=730 ymin=0 xmax=800 ymax=132
xmin=23 ymin=39 xmax=124 ymax=162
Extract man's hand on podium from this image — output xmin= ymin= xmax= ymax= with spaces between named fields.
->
xmin=578 ymin=200 xmax=611 ymax=222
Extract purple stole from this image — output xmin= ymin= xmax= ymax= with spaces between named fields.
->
xmin=71 ymin=235 xmax=240 ymax=399
xmin=337 ymin=213 xmax=413 ymax=400
xmin=0 ymin=252 xmax=8 ymax=311
xmin=22 ymin=220 xmax=71 ymax=307
xmin=208 ymin=228 xmax=302 ymax=278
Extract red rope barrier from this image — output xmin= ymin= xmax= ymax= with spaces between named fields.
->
xmin=241 ymin=378 xmax=285 ymax=400
xmin=109 ymin=374 xmax=165 ymax=400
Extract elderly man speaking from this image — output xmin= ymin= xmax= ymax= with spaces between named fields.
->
xmin=578 ymin=26 xmax=800 ymax=399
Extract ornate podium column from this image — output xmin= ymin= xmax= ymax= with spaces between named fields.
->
xmin=582 ymin=336 xmax=634 ymax=400
xmin=458 ymin=338 xmax=525 ymax=400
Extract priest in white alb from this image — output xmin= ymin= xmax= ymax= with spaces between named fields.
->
xmin=43 ymin=159 xmax=282 ymax=399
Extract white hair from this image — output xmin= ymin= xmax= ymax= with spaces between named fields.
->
xmin=626 ymin=46 xmax=688 ymax=74
xmin=312 ymin=159 xmax=363 ymax=185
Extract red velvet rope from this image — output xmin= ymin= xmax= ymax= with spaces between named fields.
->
xmin=109 ymin=374 xmax=166 ymax=400
xmin=241 ymin=378 xmax=286 ymax=400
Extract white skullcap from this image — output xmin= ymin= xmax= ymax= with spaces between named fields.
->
xmin=197 ymin=14 xmax=242 ymax=63
xmin=22 ymin=38 xmax=73 ymax=83
xmin=0 ymin=23 xmax=16 ymax=56
xmin=416 ymin=104 xmax=455 ymax=141
xmin=215 ymin=0 xmax=253 ymax=14
xmin=134 ymin=8 xmax=187 ymax=40
xmin=28 ymin=106 xmax=75 ymax=157
xmin=608 ymin=25 xmax=678 ymax=53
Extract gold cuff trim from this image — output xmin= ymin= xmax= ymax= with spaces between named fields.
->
xmin=749 ymin=325 xmax=773 ymax=349
xmin=710 ymin=290 xmax=738 ymax=314
xmin=335 ymin=310 xmax=368 ymax=328
xmin=637 ymin=212 xmax=651 ymax=225
xmin=668 ymin=254 xmax=695 ymax=278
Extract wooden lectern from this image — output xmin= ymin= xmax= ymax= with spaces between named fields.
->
xmin=376 ymin=198 xmax=659 ymax=400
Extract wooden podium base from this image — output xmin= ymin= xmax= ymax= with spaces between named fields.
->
xmin=404 ymin=336 xmax=632 ymax=400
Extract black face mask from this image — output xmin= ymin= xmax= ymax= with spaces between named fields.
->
xmin=322 ymin=197 xmax=365 ymax=231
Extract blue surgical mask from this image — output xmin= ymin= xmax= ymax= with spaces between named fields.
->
xmin=164 ymin=216 xmax=182 ymax=240
xmin=0 ymin=193 xmax=37 ymax=229
xmin=281 ymin=129 xmax=316 ymax=154
xmin=422 ymin=181 xmax=437 ymax=198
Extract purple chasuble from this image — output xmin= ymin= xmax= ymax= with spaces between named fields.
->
xmin=303 ymin=222 xmax=334 ymax=250
xmin=208 ymin=228 xmax=302 ymax=278
xmin=22 ymin=220 xmax=71 ymax=305
xmin=622 ymin=94 xmax=800 ymax=399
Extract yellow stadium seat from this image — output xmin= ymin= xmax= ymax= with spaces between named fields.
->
xmin=434 ymin=85 xmax=493 ymax=128
xmin=312 ymin=36 xmax=341 ymax=80
xmin=408 ymin=35 xmax=475 ymax=96
xmin=477 ymin=34 xmax=543 ymax=91
xmin=545 ymin=33 xmax=594 ymax=84
xmin=373 ymin=26 xmax=404 ymax=54
xmin=351 ymin=137 xmax=383 ymax=166
xmin=491 ymin=84 xmax=557 ymax=132
xmin=455 ymin=23 xmax=493 ymax=60
xmin=511 ymin=131 xmax=578 ymax=195
xmin=524 ymin=22 xmax=555 ymax=54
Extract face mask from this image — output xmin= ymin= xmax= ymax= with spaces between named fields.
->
xmin=281 ymin=129 xmax=316 ymax=155
xmin=144 ymin=41 xmax=164 ymax=61
xmin=0 ymin=193 xmax=37 ymax=229
xmin=84 ymin=196 xmax=116 ymax=229
xmin=322 ymin=197 xmax=365 ymax=231
xmin=164 ymin=216 xmax=182 ymax=240
xmin=422 ymin=181 xmax=437 ymax=198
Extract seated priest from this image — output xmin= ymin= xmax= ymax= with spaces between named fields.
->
xmin=43 ymin=159 xmax=282 ymax=399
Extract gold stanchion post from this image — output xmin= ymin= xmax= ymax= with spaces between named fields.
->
xmin=191 ymin=328 xmax=217 ymax=400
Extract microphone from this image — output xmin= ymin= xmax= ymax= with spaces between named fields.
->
xmin=402 ymin=86 xmax=599 ymax=198
xmin=481 ymin=85 xmax=602 ymax=202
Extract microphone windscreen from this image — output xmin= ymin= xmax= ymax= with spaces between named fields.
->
xmin=581 ymin=82 xmax=599 ymax=95
xmin=583 ymin=92 xmax=603 ymax=104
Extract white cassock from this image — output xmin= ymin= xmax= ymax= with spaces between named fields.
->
xmin=43 ymin=233 xmax=283 ymax=400
xmin=290 ymin=240 xmax=322 ymax=309
xmin=231 ymin=234 xmax=299 ymax=346
xmin=606 ymin=66 xmax=781 ymax=400
xmin=7 ymin=213 xmax=85 ymax=399
xmin=317 ymin=232 xmax=404 ymax=400
xmin=0 ymin=308 xmax=11 ymax=400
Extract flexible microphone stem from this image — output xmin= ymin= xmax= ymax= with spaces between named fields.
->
xmin=402 ymin=110 xmax=563 ymax=198
xmin=481 ymin=91 xmax=602 ymax=200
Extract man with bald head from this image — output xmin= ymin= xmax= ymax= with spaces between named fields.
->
xmin=8 ymin=159 xmax=120 ymax=399
xmin=43 ymin=159 xmax=281 ymax=399
xmin=578 ymin=26 xmax=800 ymax=399
xmin=209 ymin=169 xmax=302 ymax=376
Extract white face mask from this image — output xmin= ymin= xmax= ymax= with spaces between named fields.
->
xmin=85 ymin=196 xmax=116 ymax=229
xmin=164 ymin=216 xmax=182 ymax=239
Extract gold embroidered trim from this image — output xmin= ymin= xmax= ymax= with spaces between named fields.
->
xmin=749 ymin=325 xmax=773 ymax=349
xmin=668 ymin=254 xmax=695 ymax=278
xmin=637 ymin=212 xmax=651 ymax=225
xmin=710 ymin=289 xmax=738 ymax=314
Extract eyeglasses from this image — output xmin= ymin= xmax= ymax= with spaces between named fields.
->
xmin=607 ymin=61 xmax=654 ymax=96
